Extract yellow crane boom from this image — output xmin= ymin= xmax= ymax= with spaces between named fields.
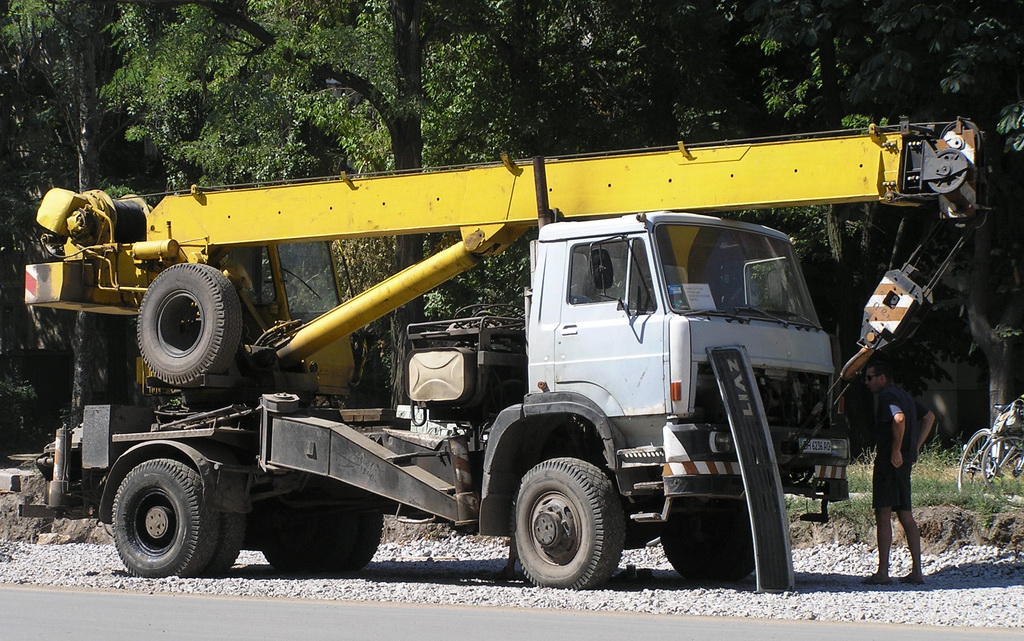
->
xmin=26 ymin=119 xmax=982 ymax=388
xmin=113 ymin=123 xmax=975 ymax=252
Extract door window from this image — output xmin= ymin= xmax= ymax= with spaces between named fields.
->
xmin=567 ymin=238 xmax=656 ymax=314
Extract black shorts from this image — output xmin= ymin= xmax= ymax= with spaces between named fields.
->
xmin=872 ymin=460 xmax=913 ymax=510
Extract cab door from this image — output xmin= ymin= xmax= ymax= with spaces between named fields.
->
xmin=552 ymin=237 xmax=667 ymax=417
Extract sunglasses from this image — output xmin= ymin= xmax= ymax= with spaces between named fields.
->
xmin=865 ymin=373 xmax=879 ymax=380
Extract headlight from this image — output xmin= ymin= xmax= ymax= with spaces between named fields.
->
xmin=709 ymin=431 xmax=734 ymax=453
xmin=831 ymin=438 xmax=850 ymax=460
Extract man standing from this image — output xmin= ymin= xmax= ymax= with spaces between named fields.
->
xmin=862 ymin=361 xmax=936 ymax=586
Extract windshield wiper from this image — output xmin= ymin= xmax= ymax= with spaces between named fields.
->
xmin=683 ymin=309 xmax=749 ymax=322
xmin=728 ymin=305 xmax=821 ymax=329
xmin=767 ymin=309 xmax=821 ymax=329
xmin=682 ymin=306 xmax=819 ymax=329
xmin=727 ymin=305 xmax=792 ymax=327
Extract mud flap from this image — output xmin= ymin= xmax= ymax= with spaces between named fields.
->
xmin=708 ymin=346 xmax=795 ymax=593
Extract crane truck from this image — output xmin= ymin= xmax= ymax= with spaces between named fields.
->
xmin=17 ymin=119 xmax=982 ymax=592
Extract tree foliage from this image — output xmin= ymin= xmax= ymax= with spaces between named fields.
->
xmin=2 ymin=0 xmax=1022 ymax=431
xmin=741 ymin=0 xmax=1024 ymax=434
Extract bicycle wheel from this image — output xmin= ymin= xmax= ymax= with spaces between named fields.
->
xmin=982 ymin=436 xmax=1024 ymax=496
xmin=958 ymin=429 xmax=992 ymax=491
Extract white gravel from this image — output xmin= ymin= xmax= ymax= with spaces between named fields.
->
xmin=1 ymin=538 xmax=1022 ymax=627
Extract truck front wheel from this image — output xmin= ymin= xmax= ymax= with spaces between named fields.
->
xmin=112 ymin=458 xmax=219 ymax=578
xmin=660 ymin=504 xmax=755 ymax=581
xmin=514 ymin=457 xmax=625 ymax=589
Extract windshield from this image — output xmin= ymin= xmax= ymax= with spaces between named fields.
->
xmin=654 ymin=224 xmax=819 ymax=326
xmin=278 ymin=242 xmax=340 ymax=322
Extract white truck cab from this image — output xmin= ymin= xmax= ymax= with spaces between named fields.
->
xmin=526 ymin=212 xmax=845 ymax=498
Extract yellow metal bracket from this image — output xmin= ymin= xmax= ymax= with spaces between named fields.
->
xmin=867 ymin=123 xmax=899 ymax=152
xmin=460 ymin=223 xmax=528 ymax=257
xmin=500 ymin=152 xmax=523 ymax=176
xmin=189 ymin=184 xmax=207 ymax=205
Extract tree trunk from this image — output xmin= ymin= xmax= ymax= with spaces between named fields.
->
xmin=825 ymin=203 xmax=877 ymax=450
xmin=986 ymin=341 xmax=1017 ymax=413
xmin=817 ymin=27 xmax=841 ymax=129
xmin=967 ymin=212 xmax=1024 ymax=419
xmin=387 ymin=0 xmax=425 ymax=408
xmin=68 ymin=5 xmax=111 ymax=423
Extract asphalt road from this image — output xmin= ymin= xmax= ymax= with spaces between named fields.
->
xmin=3 ymin=585 xmax=1019 ymax=641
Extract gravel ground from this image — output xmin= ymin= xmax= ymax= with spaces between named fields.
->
xmin=1 ymin=538 xmax=1022 ymax=627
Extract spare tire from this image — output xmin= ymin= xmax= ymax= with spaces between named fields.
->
xmin=137 ymin=262 xmax=242 ymax=386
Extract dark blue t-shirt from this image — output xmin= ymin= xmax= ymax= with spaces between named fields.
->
xmin=875 ymin=385 xmax=928 ymax=464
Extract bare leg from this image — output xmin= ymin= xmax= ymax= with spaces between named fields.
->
xmin=872 ymin=507 xmax=893 ymax=581
xmin=896 ymin=509 xmax=924 ymax=583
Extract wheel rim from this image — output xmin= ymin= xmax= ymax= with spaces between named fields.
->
xmin=132 ymin=489 xmax=178 ymax=555
xmin=528 ymin=491 xmax=581 ymax=565
xmin=155 ymin=290 xmax=204 ymax=357
xmin=983 ymin=437 xmax=1024 ymax=495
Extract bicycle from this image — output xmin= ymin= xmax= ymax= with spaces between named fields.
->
xmin=957 ymin=398 xmax=1024 ymax=495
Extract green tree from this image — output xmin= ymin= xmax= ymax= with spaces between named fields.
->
xmin=427 ymin=0 xmax=754 ymax=156
xmin=743 ymin=0 xmax=1024 ymax=429
xmin=106 ymin=0 xmax=437 ymax=405
xmin=4 ymin=0 xmax=140 ymax=422
xmin=104 ymin=0 xmax=754 ymax=404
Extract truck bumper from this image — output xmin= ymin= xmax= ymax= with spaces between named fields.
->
xmin=661 ymin=421 xmax=850 ymax=502
xmin=663 ymin=466 xmax=848 ymax=501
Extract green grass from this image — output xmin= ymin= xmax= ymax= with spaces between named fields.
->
xmin=787 ymin=446 xmax=1019 ymax=526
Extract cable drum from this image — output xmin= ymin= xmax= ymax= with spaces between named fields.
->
xmin=112 ymin=197 xmax=150 ymax=243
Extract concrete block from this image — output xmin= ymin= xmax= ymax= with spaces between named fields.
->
xmin=0 ymin=468 xmax=25 ymax=493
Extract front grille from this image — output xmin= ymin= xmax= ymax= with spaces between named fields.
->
xmin=694 ymin=365 xmax=829 ymax=430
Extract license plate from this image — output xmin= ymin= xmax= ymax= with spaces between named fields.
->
xmin=799 ymin=438 xmax=833 ymax=454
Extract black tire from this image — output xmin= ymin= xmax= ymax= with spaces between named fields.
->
xmin=661 ymin=503 xmax=755 ymax=581
xmin=254 ymin=501 xmax=358 ymax=574
xmin=958 ymin=428 xmax=992 ymax=491
xmin=137 ymin=262 xmax=242 ymax=386
xmin=514 ymin=457 xmax=625 ymax=590
xmin=336 ymin=510 xmax=384 ymax=571
xmin=202 ymin=511 xmax=247 ymax=576
xmin=112 ymin=458 xmax=219 ymax=578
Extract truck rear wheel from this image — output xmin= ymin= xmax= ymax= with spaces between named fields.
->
xmin=254 ymin=501 xmax=358 ymax=574
xmin=112 ymin=458 xmax=219 ymax=578
xmin=661 ymin=504 xmax=755 ymax=581
xmin=202 ymin=511 xmax=247 ymax=576
xmin=514 ymin=457 xmax=625 ymax=589
xmin=137 ymin=262 xmax=242 ymax=386
xmin=336 ymin=510 xmax=384 ymax=571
